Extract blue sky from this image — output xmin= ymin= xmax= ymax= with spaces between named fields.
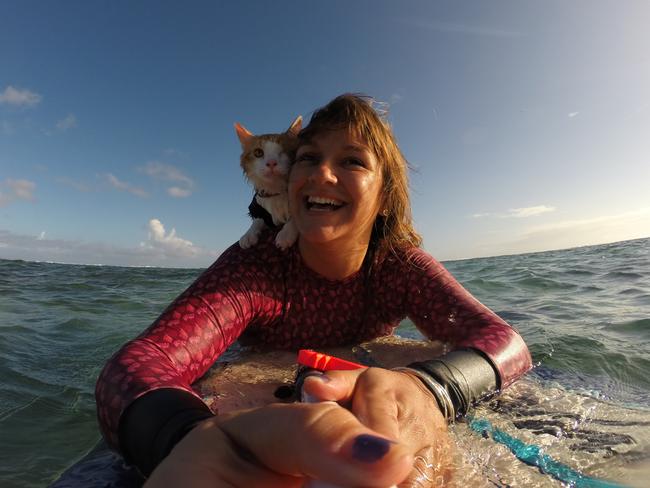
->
xmin=1 ymin=0 xmax=649 ymax=267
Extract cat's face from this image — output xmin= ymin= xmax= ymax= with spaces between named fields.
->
xmin=235 ymin=117 xmax=302 ymax=189
xmin=240 ymin=135 xmax=293 ymax=184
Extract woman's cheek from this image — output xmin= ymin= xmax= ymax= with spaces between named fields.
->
xmin=288 ymin=169 xmax=303 ymax=215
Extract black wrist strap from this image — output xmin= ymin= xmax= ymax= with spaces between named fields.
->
xmin=118 ymin=388 xmax=215 ymax=476
xmin=408 ymin=349 xmax=499 ymax=417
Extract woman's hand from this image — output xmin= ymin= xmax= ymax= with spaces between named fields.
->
xmin=144 ymin=400 xmax=415 ymax=488
xmin=302 ymin=368 xmax=453 ymax=487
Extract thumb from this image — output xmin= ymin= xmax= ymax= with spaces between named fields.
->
xmin=302 ymin=368 xmax=401 ymax=441
xmin=301 ymin=368 xmax=365 ymax=404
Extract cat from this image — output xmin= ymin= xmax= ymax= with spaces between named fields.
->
xmin=235 ymin=116 xmax=302 ymax=250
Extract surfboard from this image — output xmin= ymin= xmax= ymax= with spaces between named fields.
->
xmin=50 ymin=336 xmax=650 ymax=487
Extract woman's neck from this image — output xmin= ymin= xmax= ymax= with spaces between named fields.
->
xmin=298 ymin=238 xmax=369 ymax=280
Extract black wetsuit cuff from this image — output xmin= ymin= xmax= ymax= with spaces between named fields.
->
xmin=408 ymin=349 xmax=499 ymax=417
xmin=118 ymin=388 xmax=214 ymax=477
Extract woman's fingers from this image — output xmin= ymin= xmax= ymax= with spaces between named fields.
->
xmin=145 ymin=420 xmax=301 ymax=488
xmin=301 ymin=368 xmax=364 ymax=403
xmin=302 ymin=368 xmax=412 ymax=440
xmin=302 ymin=368 xmax=453 ymax=488
xmin=218 ymin=402 xmax=414 ymax=487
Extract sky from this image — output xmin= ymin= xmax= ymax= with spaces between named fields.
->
xmin=1 ymin=0 xmax=649 ymax=267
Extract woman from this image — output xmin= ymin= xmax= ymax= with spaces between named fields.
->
xmin=96 ymin=94 xmax=532 ymax=487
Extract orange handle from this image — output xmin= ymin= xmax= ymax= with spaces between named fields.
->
xmin=297 ymin=349 xmax=366 ymax=371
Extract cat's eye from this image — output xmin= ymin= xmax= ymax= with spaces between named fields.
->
xmin=254 ymin=148 xmax=264 ymax=158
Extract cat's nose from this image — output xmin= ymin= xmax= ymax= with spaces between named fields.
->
xmin=266 ymin=160 xmax=278 ymax=168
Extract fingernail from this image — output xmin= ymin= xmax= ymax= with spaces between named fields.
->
xmin=305 ymin=371 xmax=330 ymax=383
xmin=301 ymin=391 xmax=319 ymax=403
xmin=351 ymin=434 xmax=393 ymax=463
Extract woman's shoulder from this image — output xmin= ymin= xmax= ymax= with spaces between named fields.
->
xmin=375 ymin=245 xmax=449 ymax=285
xmin=210 ymin=228 xmax=289 ymax=270
xmin=380 ymin=245 xmax=442 ymax=270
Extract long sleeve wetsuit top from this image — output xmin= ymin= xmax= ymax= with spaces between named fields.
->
xmin=96 ymin=232 xmax=532 ymax=466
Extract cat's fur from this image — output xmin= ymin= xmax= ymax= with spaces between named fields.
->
xmin=235 ymin=116 xmax=301 ymax=250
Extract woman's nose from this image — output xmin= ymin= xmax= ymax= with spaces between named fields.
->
xmin=308 ymin=160 xmax=337 ymax=184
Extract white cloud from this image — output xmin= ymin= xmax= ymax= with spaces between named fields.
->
xmin=507 ymin=205 xmax=556 ymax=218
xmin=0 ymin=178 xmax=36 ymax=207
xmin=524 ymin=208 xmax=650 ymax=236
xmin=168 ymin=186 xmax=192 ymax=198
xmin=56 ymin=114 xmax=77 ymax=131
xmin=471 ymin=205 xmax=556 ymax=219
xmin=0 ymin=86 xmax=42 ymax=107
xmin=502 ymin=208 xmax=650 ymax=256
xmin=105 ymin=173 xmax=148 ymax=198
xmin=451 ymin=208 xmax=650 ymax=260
xmin=0 ymin=224 xmax=218 ymax=268
xmin=568 ymin=112 xmax=579 ymax=118
xmin=142 ymin=218 xmax=198 ymax=257
xmin=142 ymin=161 xmax=194 ymax=198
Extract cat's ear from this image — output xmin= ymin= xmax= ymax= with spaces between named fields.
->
xmin=234 ymin=122 xmax=254 ymax=146
xmin=286 ymin=116 xmax=302 ymax=137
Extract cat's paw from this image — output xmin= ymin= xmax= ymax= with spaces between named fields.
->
xmin=275 ymin=221 xmax=298 ymax=250
xmin=240 ymin=219 xmax=266 ymax=249
xmin=239 ymin=230 xmax=260 ymax=249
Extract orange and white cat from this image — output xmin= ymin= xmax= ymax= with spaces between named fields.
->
xmin=235 ymin=116 xmax=301 ymax=250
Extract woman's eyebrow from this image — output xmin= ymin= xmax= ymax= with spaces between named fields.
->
xmin=344 ymin=144 xmax=368 ymax=153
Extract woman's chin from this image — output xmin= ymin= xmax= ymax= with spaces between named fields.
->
xmin=297 ymin=226 xmax=343 ymax=247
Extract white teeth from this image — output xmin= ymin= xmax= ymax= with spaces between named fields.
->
xmin=307 ymin=196 xmax=343 ymax=206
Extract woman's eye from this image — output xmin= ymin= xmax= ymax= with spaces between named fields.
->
xmin=254 ymin=148 xmax=264 ymax=158
xmin=296 ymin=153 xmax=317 ymax=163
xmin=343 ymin=158 xmax=365 ymax=167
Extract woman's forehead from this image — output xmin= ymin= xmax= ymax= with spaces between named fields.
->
xmin=298 ymin=128 xmax=371 ymax=151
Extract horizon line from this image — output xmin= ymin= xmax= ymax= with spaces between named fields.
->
xmin=2 ymin=235 xmax=647 ymax=270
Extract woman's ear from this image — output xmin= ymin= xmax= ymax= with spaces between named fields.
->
xmin=378 ymin=193 xmax=389 ymax=218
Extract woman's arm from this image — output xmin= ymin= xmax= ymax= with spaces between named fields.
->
xmin=402 ymin=248 xmax=532 ymax=413
xmin=95 ymin=241 xmax=283 ymax=474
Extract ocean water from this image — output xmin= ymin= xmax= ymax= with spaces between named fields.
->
xmin=0 ymin=237 xmax=649 ymax=487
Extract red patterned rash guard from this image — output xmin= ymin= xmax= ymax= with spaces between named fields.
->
xmin=96 ymin=231 xmax=532 ymax=452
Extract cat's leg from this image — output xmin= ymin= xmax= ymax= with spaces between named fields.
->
xmin=239 ymin=218 xmax=266 ymax=248
xmin=274 ymin=218 xmax=299 ymax=250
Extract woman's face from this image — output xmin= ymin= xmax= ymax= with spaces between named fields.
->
xmin=289 ymin=129 xmax=384 ymax=249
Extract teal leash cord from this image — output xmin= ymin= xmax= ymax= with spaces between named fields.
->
xmin=468 ymin=417 xmax=626 ymax=487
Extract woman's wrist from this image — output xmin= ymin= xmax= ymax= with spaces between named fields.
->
xmin=392 ymin=367 xmax=455 ymax=420
xmin=405 ymin=349 xmax=500 ymax=418
xmin=119 ymin=388 xmax=215 ymax=476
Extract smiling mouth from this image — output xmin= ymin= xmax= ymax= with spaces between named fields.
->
xmin=304 ymin=196 xmax=346 ymax=211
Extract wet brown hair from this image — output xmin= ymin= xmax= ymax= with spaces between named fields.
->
xmin=298 ymin=93 xmax=422 ymax=258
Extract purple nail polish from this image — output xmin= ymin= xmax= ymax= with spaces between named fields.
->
xmin=301 ymin=391 xmax=319 ymax=403
xmin=306 ymin=371 xmax=330 ymax=382
xmin=351 ymin=434 xmax=392 ymax=463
